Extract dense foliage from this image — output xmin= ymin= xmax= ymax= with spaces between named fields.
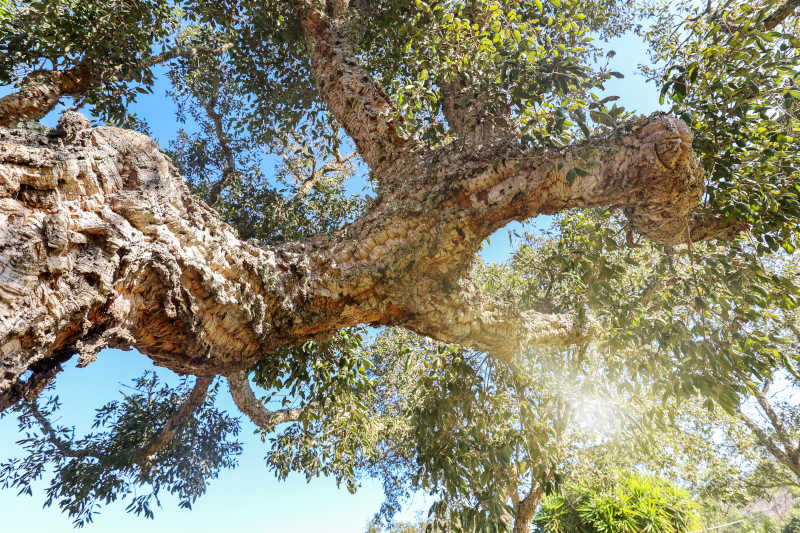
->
xmin=1 ymin=0 xmax=800 ymax=531
xmin=0 ymin=374 xmax=240 ymax=526
xmin=533 ymin=473 xmax=697 ymax=533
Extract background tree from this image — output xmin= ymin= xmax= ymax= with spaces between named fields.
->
xmin=784 ymin=511 xmax=800 ymax=533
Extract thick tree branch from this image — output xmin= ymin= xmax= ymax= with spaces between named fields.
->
xmin=438 ymin=2 xmax=515 ymax=145
xmin=227 ymin=372 xmax=303 ymax=432
xmin=0 ymin=65 xmax=94 ymax=128
xmin=685 ymin=210 xmax=750 ymax=242
xmin=291 ymin=0 xmax=414 ymax=172
xmin=402 ymin=278 xmax=593 ymax=362
xmin=0 ymin=348 xmax=71 ymax=411
xmin=0 ymin=43 xmax=233 ymax=128
xmin=0 ymin=111 xmax=715 ymax=404
xmin=441 ymin=77 xmax=514 ymax=146
xmin=714 ymin=0 xmax=799 ymax=33
xmin=513 ymin=482 xmax=544 ymax=533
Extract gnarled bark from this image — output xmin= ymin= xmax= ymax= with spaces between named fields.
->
xmin=0 ymin=107 xmax=708 ymax=409
xmin=512 ymin=484 xmax=544 ymax=533
xmin=293 ymin=0 xmax=414 ymax=173
xmin=0 ymin=0 xmax=738 ymax=409
xmin=763 ymin=0 xmax=800 ymax=30
xmin=0 ymin=65 xmax=95 ymax=128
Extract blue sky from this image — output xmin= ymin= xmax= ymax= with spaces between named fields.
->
xmin=0 ymin=29 xmax=662 ymax=533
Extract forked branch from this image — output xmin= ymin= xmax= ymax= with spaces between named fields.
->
xmin=227 ymin=372 xmax=304 ymax=432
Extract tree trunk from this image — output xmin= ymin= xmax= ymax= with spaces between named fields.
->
xmin=512 ymin=484 xmax=544 ymax=533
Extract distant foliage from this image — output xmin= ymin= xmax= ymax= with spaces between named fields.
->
xmin=533 ymin=473 xmax=698 ymax=533
xmin=784 ymin=512 xmax=800 ymax=533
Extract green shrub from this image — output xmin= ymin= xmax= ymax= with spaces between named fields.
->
xmin=783 ymin=512 xmax=800 ymax=533
xmin=534 ymin=473 xmax=698 ymax=533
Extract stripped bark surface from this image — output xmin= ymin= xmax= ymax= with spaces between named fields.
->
xmin=0 ymin=0 xmax=743 ymax=408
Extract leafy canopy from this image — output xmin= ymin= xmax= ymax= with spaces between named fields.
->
xmin=2 ymin=0 xmax=800 ymax=530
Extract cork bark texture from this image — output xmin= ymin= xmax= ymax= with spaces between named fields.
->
xmin=0 ymin=0 xmax=717 ymax=408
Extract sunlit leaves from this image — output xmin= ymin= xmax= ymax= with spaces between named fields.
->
xmin=350 ymin=0 xmax=636 ymax=146
xmin=0 ymin=0 xmax=180 ymax=125
xmin=647 ymin=0 xmax=800 ymax=253
xmin=487 ymin=209 xmax=800 ymax=413
xmin=534 ymin=473 xmax=698 ymax=533
xmin=252 ymin=329 xmax=383 ymax=494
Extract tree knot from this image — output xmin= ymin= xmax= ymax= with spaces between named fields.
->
xmin=52 ymin=110 xmax=91 ymax=141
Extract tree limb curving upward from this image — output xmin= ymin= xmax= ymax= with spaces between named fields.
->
xmin=227 ymin=372 xmax=304 ymax=432
xmin=0 ymin=0 xmax=742 ymax=409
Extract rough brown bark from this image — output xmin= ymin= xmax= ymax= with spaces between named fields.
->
xmin=512 ymin=485 xmax=543 ymax=533
xmin=0 ymin=0 xmax=740 ymax=409
xmin=293 ymin=0 xmax=413 ymax=173
xmin=441 ymin=77 xmax=514 ymax=147
xmin=0 ymin=105 xmax=714 ymax=409
xmin=438 ymin=4 xmax=515 ymax=146
xmin=0 ymin=65 xmax=96 ymax=128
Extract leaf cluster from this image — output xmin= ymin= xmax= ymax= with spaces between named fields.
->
xmin=0 ymin=372 xmax=240 ymax=527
